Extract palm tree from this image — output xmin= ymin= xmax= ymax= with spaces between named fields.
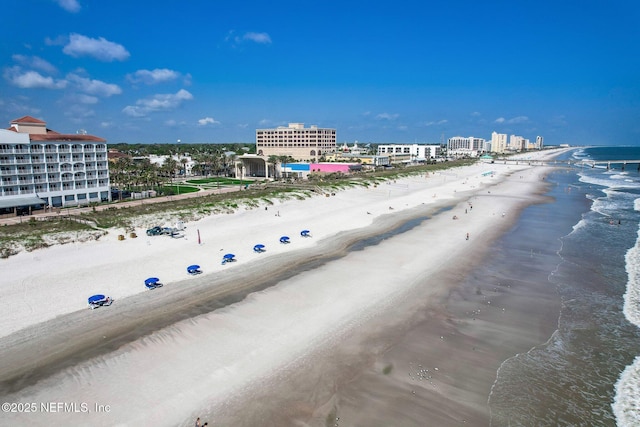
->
xmin=180 ymin=157 xmax=189 ymax=177
xmin=163 ymin=157 xmax=179 ymax=180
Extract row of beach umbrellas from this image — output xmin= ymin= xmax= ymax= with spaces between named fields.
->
xmin=144 ymin=230 xmax=313 ymax=288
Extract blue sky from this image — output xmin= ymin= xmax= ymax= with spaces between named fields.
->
xmin=1 ymin=0 xmax=639 ymax=145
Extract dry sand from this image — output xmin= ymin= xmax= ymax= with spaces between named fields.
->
xmin=0 ymin=150 xmax=570 ymax=426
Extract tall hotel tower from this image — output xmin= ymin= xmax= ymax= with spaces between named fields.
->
xmin=256 ymin=123 xmax=336 ymax=161
xmin=0 ymin=116 xmax=110 ymax=213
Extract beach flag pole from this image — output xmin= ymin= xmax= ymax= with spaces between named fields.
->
xmin=197 ymin=229 xmax=201 ymax=245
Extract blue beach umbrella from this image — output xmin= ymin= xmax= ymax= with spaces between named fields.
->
xmin=187 ymin=264 xmax=200 ymax=272
xmin=88 ymin=294 xmax=107 ymax=304
xmin=279 ymin=236 xmax=290 ymax=243
xmin=223 ymin=253 xmax=235 ymax=260
xmin=300 ymin=230 xmax=311 ymax=237
xmin=253 ymin=244 xmax=265 ymax=252
xmin=145 ymin=277 xmax=160 ymax=286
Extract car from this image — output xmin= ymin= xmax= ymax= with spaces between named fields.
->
xmin=146 ymin=226 xmax=163 ymax=236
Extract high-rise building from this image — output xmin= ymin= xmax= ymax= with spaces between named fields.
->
xmin=491 ymin=132 xmax=508 ymax=154
xmin=256 ymin=123 xmax=336 ymax=161
xmin=0 ymin=116 xmax=110 ymax=213
xmin=447 ymin=136 xmax=486 ymax=156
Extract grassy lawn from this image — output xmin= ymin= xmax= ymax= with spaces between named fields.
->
xmin=185 ymin=177 xmax=250 ymax=185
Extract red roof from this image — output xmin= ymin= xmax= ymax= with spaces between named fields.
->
xmin=6 ymin=116 xmax=106 ymax=142
xmin=11 ymin=115 xmax=46 ymax=125
xmin=29 ymin=133 xmax=106 ymax=142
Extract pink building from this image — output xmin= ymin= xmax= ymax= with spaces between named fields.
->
xmin=309 ymin=163 xmax=358 ymax=173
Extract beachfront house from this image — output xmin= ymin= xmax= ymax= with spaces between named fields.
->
xmin=0 ymin=116 xmax=110 ymax=216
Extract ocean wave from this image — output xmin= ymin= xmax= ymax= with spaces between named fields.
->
xmin=623 ymin=227 xmax=640 ymax=328
xmin=613 ymin=356 xmax=640 ymax=426
xmin=614 ymin=219 xmax=640 ymax=425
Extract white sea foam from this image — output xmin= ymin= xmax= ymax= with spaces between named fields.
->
xmin=614 ymin=205 xmax=640 ymax=426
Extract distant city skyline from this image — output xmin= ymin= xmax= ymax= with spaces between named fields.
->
xmin=1 ymin=0 xmax=639 ymax=145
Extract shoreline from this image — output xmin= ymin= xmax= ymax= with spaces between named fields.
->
xmin=0 ymin=150 xmax=571 ymax=426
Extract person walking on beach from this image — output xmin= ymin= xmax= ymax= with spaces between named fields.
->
xmin=466 ymin=232 xmax=470 ymax=240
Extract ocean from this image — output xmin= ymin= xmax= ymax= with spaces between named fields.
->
xmin=488 ymin=146 xmax=640 ymax=426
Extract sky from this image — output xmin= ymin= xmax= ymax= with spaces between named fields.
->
xmin=1 ymin=0 xmax=639 ymax=146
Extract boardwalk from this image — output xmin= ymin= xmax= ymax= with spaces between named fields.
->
xmin=494 ymin=158 xmax=640 ymax=171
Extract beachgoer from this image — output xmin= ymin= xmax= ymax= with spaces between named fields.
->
xmin=196 ymin=417 xmax=201 ymax=427
xmin=466 ymin=232 xmax=469 ymax=240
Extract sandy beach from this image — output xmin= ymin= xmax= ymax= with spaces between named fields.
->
xmin=0 ymin=150 xmax=569 ymax=426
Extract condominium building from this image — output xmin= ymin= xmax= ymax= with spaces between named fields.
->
xmin=447 ymin=136 xmax=486 ymax=157
xmin=508 ymin=135 xmax=527 ymax=151
xmin=0 ymin=116 xmax=110 ymax=213
xmin=491 ymin=132 xmax=508 ymax=154
xmin=256 ymin=123 xmax=336 ymax=161
xmin=376 ymin=144 xmax=441 ymax=162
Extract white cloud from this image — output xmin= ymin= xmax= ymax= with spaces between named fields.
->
xmin=67 ymin=73 xmax=121 ymax=97
xmin=45 ymin=35 xmax=67 ymax=46
xmin=470 ymin=111 xmax=481 ymax=117
xmin=226 ymin=30 xmax=272 ymax=47
xmin=127 ymin=68 xmax=180 ymax=85
xmin=54 ymin=0 xmax=81 ymax=13
xmin=72 ymin=94 xmax=99 ymax=104
xmin=375 ymin=112 xmax=399 ymax=120
xmin=243 ymin=32 xmax=272 ymax=44
xmin=495 ymin=116 xmax=529 ymax=124
xmin=198 ymin=117 xmax=220 ymax=126
xmin=12 ymin=55 xmax=57 ymax=74
xmin=3 ymin=66 xmax=67 ymax=89
xmin=122 ymin=89 xmax=194 ymax=117
xmin=63 ymin=33 xmax=130 ymax=62
xmin=507 ymin=116 xmax=529 ymax=124
xmin=423 ymin=119 xmax=448 ymax=126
